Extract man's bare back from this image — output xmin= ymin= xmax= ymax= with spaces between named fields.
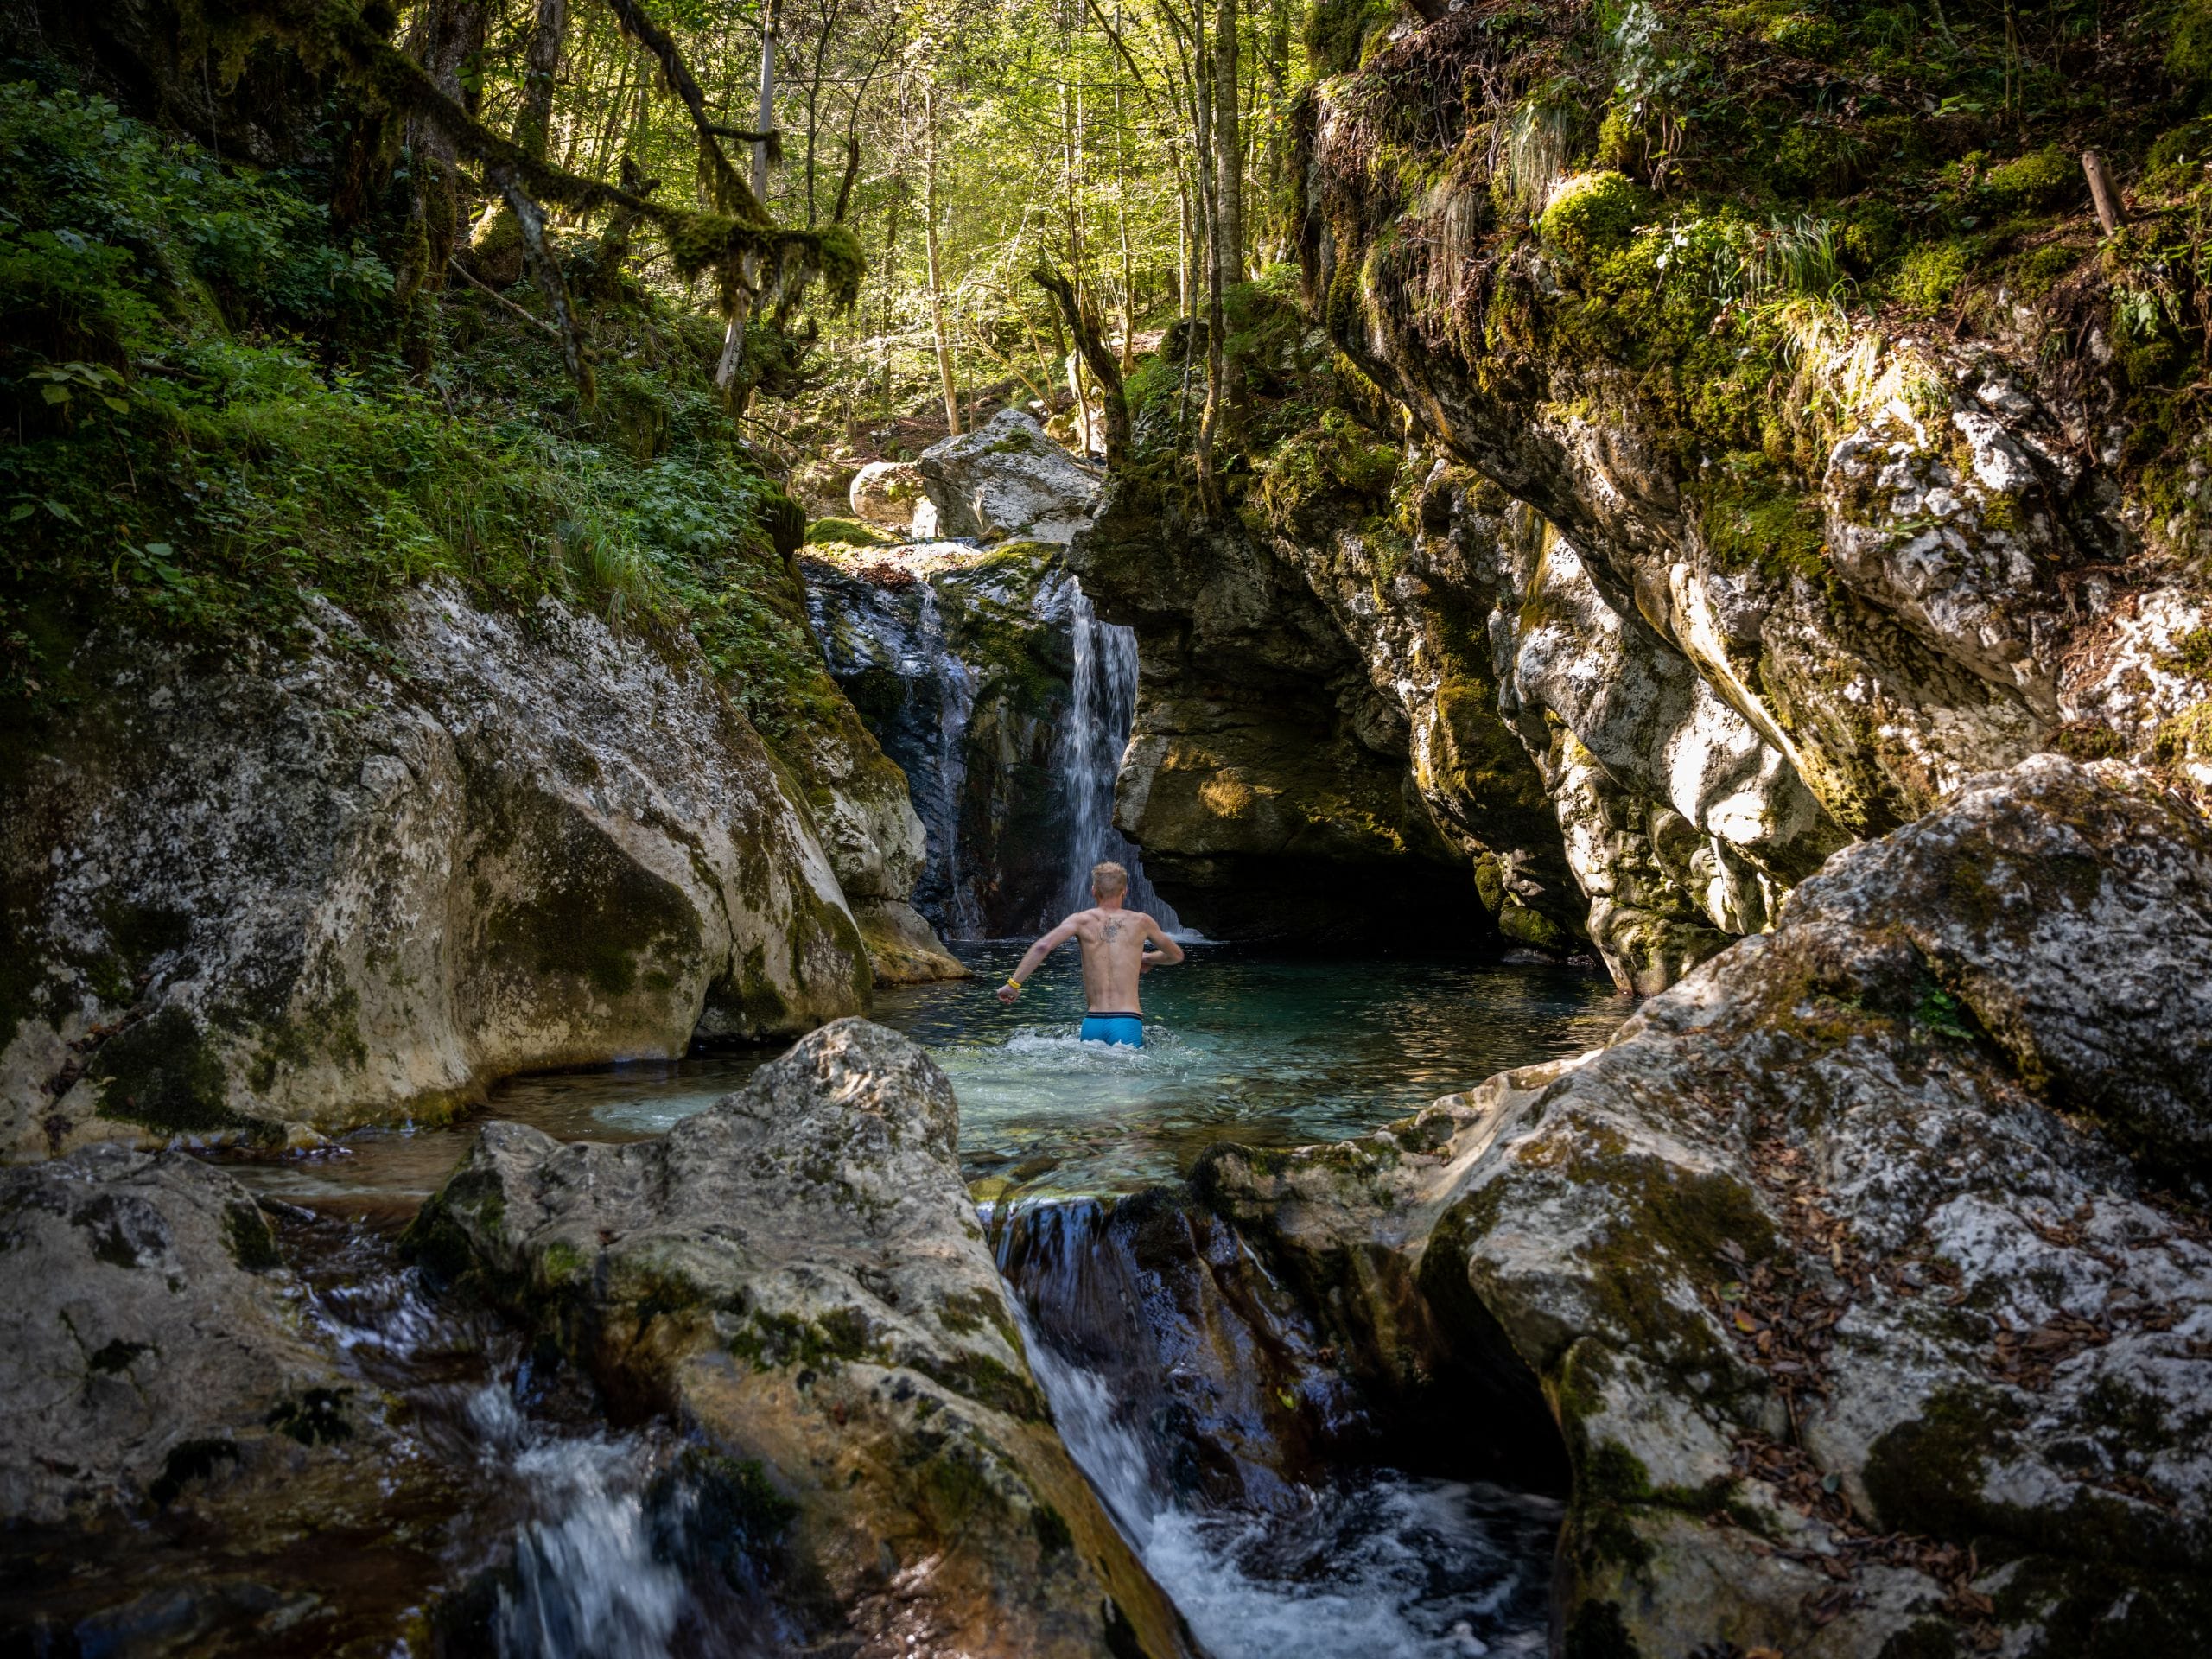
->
xmin=997 ymin=862 xmax=1185 ymax=1044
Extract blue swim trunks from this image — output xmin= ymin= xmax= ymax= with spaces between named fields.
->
xmin=1079 ymin=1013 xmax=1145 ymax=1047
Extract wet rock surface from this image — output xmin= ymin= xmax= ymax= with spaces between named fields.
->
xmin=1200 ymin=758 xmax=2212 ymax=1656
xmin=409 ymin=1018 xmax=1194 ymax=1658
xmin=1074 ymin=490 xmax=1503 ymax=944
xmin=805 ymin=542 xmax=1090 ymax=937
xmin=0 ymin=1145 xmax=377 ymax=1529
xmin=1 ymin=587 xmax=873 ymax=1161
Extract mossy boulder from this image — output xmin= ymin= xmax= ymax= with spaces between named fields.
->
xmin=1203 ymin=757 xmax=2212 ymax=1656
xmin=408 ymin=1020 xmax=1191 ymax=1657
xmin=1538 ymin=171 xmax=1649 ymax=263
xmin=0 ymin=1146 xmax=385 ymax=1527
xmin=2 ymin=587 xmax=871 ymax=1160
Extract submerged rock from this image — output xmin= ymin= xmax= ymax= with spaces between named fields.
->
xmin=0 ymin=1146 xmax=378 ymax=1528
xmin=1 ymin=588 xmax=873 ymax=1160
xmin=918 ymin=410 xmax=1103 ymax=545
xmin=1203 ymin=757 xmax=2212 ymax=1656
xmin=408 ymin=1019 xmax=1193 ymax=1658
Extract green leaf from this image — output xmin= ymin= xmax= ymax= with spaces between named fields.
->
xmin=42 ymin=500 xmax=80 ymax=524
xmin=8 ymin=504 xmax=32 ymax=522
xmin=40 ymin=384 xmax=70 ymax=404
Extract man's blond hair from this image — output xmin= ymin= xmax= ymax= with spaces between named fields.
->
xmin=1090 ymin=861 xmax=1129 ymax=897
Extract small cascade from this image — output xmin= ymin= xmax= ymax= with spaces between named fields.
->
xmin=1058 ymin=581 xmax=1180 ymax=928
xmin=470 ymin=1389 xmax=689 ymax=1659
xmin=289 ymin=1215 xmax=817 ymax=1657
xmin=995 ymin=1198 xmax=1559 ymax=1659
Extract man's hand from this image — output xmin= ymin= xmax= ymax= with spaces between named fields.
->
xmin=997 ymin=982 xmax=1022 ymax=1005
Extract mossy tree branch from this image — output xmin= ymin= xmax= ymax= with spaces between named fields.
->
xmin=1031 ymin=263 xmax=1128 ymax=466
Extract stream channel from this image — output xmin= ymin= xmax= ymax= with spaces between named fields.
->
xmin=177 ymin=946 xmax=1624 ymax=1659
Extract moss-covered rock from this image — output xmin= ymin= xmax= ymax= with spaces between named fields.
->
xmin=1 ymin=587 xmax=872 ymax=1160
xmin=409 ymin=1020 xmax=1192 ymax=1658
xmin=1204 ymin=756 xmax=2212 ymax=1656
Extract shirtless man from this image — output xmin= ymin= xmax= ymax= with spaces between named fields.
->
xmin=995 ymin=861 xmax=1184 ymax=1046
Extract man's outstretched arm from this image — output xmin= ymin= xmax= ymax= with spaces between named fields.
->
xmin=998 ymin=918 xmax=1080 ymax=1003
xmin=1141 ymin=915 xmax=1185 ymax=969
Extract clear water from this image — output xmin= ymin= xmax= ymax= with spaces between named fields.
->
xmin=878 ymin=941 xmax=1624 ymax=1195
xmin=226 ymin=945 xmax=1623 ymax=1211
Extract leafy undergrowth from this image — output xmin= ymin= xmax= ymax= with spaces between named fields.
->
xmin=0 ymin=75 xmax=837 ymax=741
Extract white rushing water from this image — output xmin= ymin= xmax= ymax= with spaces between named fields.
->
xmin=468 ymin=1386 xmax=690 ymax=1659
xmin=1017 ymin=1310 xmax=1556 ymax=1659
xmin=912 ymin=580 xmax=987 ymax=939
xmin=1058 ymin=579 xmax=1180 ymax=929
xmin=293 ymin=1231 xmax=696 ymax=1659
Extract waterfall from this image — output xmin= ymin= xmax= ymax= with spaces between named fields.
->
xmin=910 ymin=581 xmax=985 ymax=939
xmin=471 ymin=1386 xmax=690 ymax=1659
xmin=996 ymin=1198 xmax=1559 ymax=1659
xmin=1058 ymin=582 xmax=1179 ymax=929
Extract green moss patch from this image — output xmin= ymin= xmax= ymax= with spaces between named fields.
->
xmin=87 ymin=1005 xmax=251 ymax=1137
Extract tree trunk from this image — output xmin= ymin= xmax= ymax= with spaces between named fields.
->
xmin=1192 ymin=0 xmax=1224 ymax=507
xmin=405 ymin=0 xmax=488 ymax=288
xmin=715 ymin=0 xmax=782 ymax=393
xmin=924 ymin=82 xmax=961 ymax=436
xmin=880 ymin=175 xmax=902 ymax=425
xmin=753 ymin=0 xmax=782 ymax=205
xmin=2082 ymin=151 xmax=2125 ymax=235
xmin=1211 ymin=0 xmax=1243 ymax=282
xmin=1211 ymin=0 xmax=1245 ymax=420
xmin=1033 ymin=266 xmax=1128 ymax=467
xmin=513 ymin=0 xmax=568 ymax=162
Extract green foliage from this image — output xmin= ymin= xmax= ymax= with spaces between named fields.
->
xmin=1984 ymin=146 xmax=2080 ymax=211
xmin=1886 ymin=240 xmax=1974 ymax=315
xmin=1306 ymin=0 xmax=1398 ymax=77
xmin=0 ymin=81 xmax=832 ymax=737
xmin=1539 ymin=171 xmax=1649 ymax=262
xmin=1249 ymin=406 xmax=1401 ymax=536
xmin=1769 ymin=123 xmax=1862 ymax=199
xmin=1697 ymin=458 xmax=1827 ymax=581
xmin=804 ymin=515 xmax=899 ymax=548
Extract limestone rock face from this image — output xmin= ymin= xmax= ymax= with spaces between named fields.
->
xmin=918 ymin=410 xmax=1103 ymax=544
xmin=1 ymin=588 xmax=871 ymax=1161
xmin=1074 ymin=489 xmax=1506 ymax=943
xmin=1202 ymin=758 xmax=2212 ymax=1656
xmin=848 ymin=459 xmax=929 ymax=530
xmin=409 ymin=1019 xmax=1192 ymax=1659
xmin=0 ymin=1146 xmax=377 ymax=1528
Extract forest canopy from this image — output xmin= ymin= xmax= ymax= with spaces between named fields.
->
xmin=8 ymin=0 xmax=2212 ymax=709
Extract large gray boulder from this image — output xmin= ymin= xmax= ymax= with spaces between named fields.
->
xmin=0 ymin=1145 xmax=378 ymax=1528
xmin=918 ymin=410 xmax=1102 ymax=544
xmin=1202 ymin=756 xmax=2212 ymax=1657
xmin=408 ymin=1019 xmax=1193 ymax=1659
xmin=849 ymin=458 xmax=930 ymax=530
xmin=1 ymin=587 xmax=871 ymax=1161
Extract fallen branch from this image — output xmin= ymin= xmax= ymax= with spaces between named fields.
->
xmin=446 ymin=257 xmax=559 ymax=336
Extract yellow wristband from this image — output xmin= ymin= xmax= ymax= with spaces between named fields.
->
xmin=1005 ymin=976 xmax=1023 ymax=988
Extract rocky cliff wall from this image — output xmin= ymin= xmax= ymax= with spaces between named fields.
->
xmin=0 ymin=588 xmax=878 ymax=1162
xmin=1078 ymin=8 xmax=2212 ymax=983
xmin=805 ymin=542 xmax=1087 ymax=938
xmin=1196 ymin=755 xmax=2212 ymax=1656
